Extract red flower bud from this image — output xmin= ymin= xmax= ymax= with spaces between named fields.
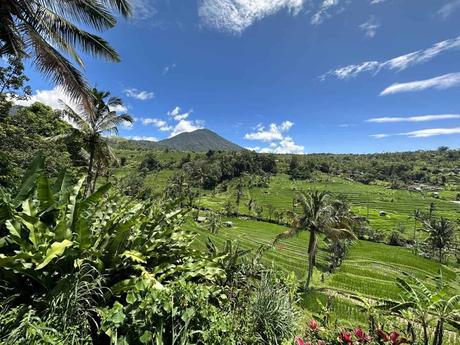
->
xmin=295 ymin=336 xmax=306 ymax=345
xmin=309 ymin=319 xmax=319 ymax=331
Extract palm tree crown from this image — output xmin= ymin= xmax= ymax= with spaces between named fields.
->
xmin=60 ymin=88 xmax=133 ymax=195
xmin=0 ymin=0 xmax=131 ymax=99
xmin=275 ymin=190 xmax=356 ymax=289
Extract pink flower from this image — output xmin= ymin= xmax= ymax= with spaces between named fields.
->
xmin=376 ymin=330 xmax=389 ymax=342
xmin=309 ymin=319 xmax=318 ymax=331
xmin=354 ymin=327 xmax=371 ymax=343
xmin=295 ymin=336 xmax=306 ymax=345
xmin=317 ymin=340 xmax=326 ymax=345
xmin=339 ymin=331 xmax=353 ymax=345
xmin=389 ymin=332 xmax=407 ymax=345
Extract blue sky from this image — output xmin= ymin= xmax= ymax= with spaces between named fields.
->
xmin=19 ymin=0 xmax=460 ymax=153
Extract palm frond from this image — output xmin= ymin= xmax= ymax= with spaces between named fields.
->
xmin=27 ymin=27 xmax=89 ymax=100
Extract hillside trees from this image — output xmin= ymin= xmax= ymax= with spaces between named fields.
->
xmin=0 ymin=55 xmax=31 ymax=115
xmin=0 ymin=102 xmax=76 ymax=188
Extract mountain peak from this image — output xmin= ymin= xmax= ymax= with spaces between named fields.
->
xmin=159 ymin=129 xmax=243 ymax=152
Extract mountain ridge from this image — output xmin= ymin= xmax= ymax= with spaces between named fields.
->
xmin=108 ymin=129 xmax=243 ymax=152
xmin=158 ymin=129 xmax=243 ymax=152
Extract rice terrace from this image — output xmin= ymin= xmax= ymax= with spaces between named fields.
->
xmin=0 ymin=0 xmax=459 ymax=344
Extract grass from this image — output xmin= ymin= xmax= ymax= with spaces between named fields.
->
xmin=198 ymin=174 xmax=460 ymax=239
xmin=191 ymin=216 xmax=459 ymax=324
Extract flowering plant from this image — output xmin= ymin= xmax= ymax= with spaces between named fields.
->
xmin=294 ymin=320 xmax=408 ymax=345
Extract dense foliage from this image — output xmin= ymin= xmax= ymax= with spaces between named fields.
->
xmin=0 ymin=102 xmax=80 ymax=188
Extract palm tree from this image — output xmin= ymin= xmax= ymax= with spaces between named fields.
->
xmin=0 ymin=0 xmax=131 ymax=100
xmin=423 ymin=217 xmax=456 ymax=263
xmin=274 ymin=191 xmax=356 ymax=289
xmin=60 ymin=88 xmax=132 ymax=195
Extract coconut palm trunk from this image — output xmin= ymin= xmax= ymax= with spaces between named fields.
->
xmin=86 ymin=138 xmax=96 ymax=196
xmin=306 ymin=228 xmax=318 ymax=289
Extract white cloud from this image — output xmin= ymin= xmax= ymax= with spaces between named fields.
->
xmin=359 ymin=16 xmax=380 ymax=38
xmin=438 ymin=0 xmax=460 ymax=19
xmin=130 ymin=0 xmax=157 ymax=21
xmin=370 ymin=0 xmax=386 ymax=4
xmin=262 ymin=136 xmax=304 ymax=154
xmin=141 ymin=117 xmax=173 ymax=131
xmin=380 ymin=72 xmax=460 ymax=95
xmin=371 ymin=127 xmax=460 ymax=139
xmin=109 ymin=104 xmax=128 ymax=113
xmin=402 ymin=127 xmax=460 ymax=138
xmin=136 ymin=106 xmax=205 ymax=138
xmin=244 ymin=120 xmax=303 ymax=153
xmin=370 ymin=133 xmax=390 ymax=139
xmin=311 ymin=0 xmax=340 ymax=25
xmin=367 ymin=114 xmax=460 ymax=123
xmin=124 ymin=88 xmax=154 ymax=101
xmin=170 ymin=119 xmax=205 ymax=137
xmin=198 ymin=0 xmax=305 ymax=34
xmin=124 ymin=135 xmax=159 ymax=142
xmin=15 ymin=86 xmax=130 ymax=114
xmin=321 ymin=36 xmax=460 ymax=80
xmin=244 ymin=121 xmax=293 ymax=142
xmin=168 ymin=106 xmax=191 ymax=121
xmin=163 ymin=63 xmax=176 ymax=75
xmin=15 ymin=86 xmax=72 ymax=109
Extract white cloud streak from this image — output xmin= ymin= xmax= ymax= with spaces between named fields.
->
xmin=359 ymin=16 xmax=380 ymax=38
xmin=322 ymin=36 xmax=460 ymax=80
xmin=124 ymin=88 xmax=154 ymax=100
xmin=367 ymin=114 xmax=460 ymax=123
xmin=371 ymin=127 xmax=460 ymax=139
xmin=438 ymin=0 xmax=460 ymax=19
xmin=124 ymin=135 xmax=159 ymax=142
xmin=130 ymin=0 xmax=157 ymax=21
xmin=380 ymin=72 xmax=460 ymax=95
xmin=311 ymin=0 xmax=340 ymax=25
xmin=403 ymin=127 xmax=460 ymax=138
xmin=198 ymin=0 xmax=305 ymax=34
xmin=163 ymin=64 xmax=176 ymax=75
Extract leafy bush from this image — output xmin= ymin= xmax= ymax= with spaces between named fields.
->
xmin=0 ymin=156 xmax=227 ymax=343
xmin=248 ymin=273 xmax=299 ymax=344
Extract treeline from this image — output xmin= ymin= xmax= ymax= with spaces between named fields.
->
xmin=178 ymin=150 xmax=277 ymax=189
xmin=284 ymin=150 xmax=460 ymax=186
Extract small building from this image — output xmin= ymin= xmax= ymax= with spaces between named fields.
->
xmin=197 ymin=216 xmax=207 ymax=223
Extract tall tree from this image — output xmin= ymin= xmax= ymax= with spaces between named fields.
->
xmin=0 ymin=0 xmax=131 ymax=100
xmin=60 ymin=88 xmax=132 ymax=195
xmin=0 ymin=55 xmax=31 ymax=115
xmin=274 ymin=191 xmax=356 ymax=289
xmin=423 ymin=217 xmax=456 ymax=263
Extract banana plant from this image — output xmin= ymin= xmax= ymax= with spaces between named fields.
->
xmin=384 ymin=272 xmax=460 ymax=345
